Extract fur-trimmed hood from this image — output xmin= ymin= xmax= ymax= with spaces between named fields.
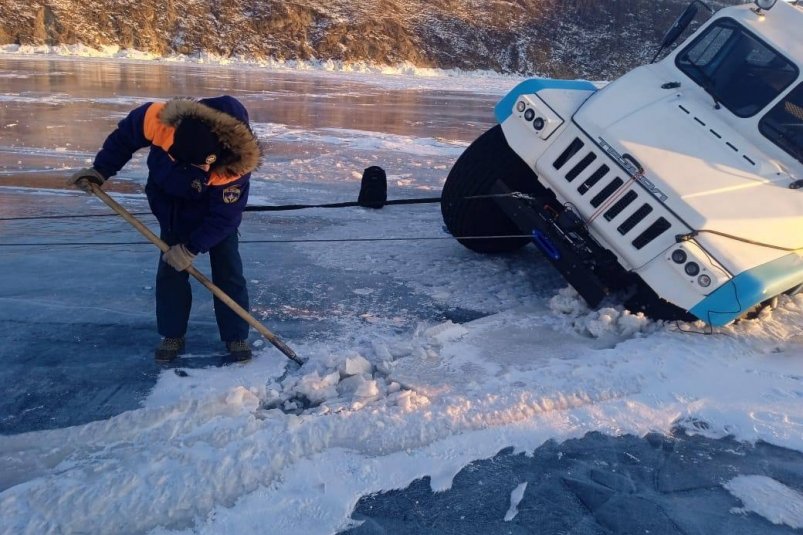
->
xmin=159 ymin=97 xmax=261 ymax=177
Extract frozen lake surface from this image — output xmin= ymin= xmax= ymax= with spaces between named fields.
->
xmin=1 ymin=55 xmax=802 ymax=534
xmin=346 ymin=431 xmax=803 ymax=535
xmin=0 ymin=56 xmax=509 ymax=433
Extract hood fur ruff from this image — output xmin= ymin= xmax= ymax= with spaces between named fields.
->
xmin=159 ymin=98 xmax=261 ymax=177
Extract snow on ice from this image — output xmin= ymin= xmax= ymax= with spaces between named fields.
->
xmin=725 ymin=475 xmax=803 ymax=529
xmin=504 ymin=482 xmax=528 ymax=522
xmin=3 ymin=292 xmax=801 ymax=534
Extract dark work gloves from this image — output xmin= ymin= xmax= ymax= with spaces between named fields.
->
xmin=68 ymin=167 xmax=106 ymax=194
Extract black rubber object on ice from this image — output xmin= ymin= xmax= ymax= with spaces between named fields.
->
xmin=244 ymin=165 xmax=440 ymax=212
xmin=243 ymin=196 xmax=442 ymax=212
xmin=357 ymin=166 xmax=388 ymax=209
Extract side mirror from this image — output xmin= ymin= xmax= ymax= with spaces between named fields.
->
xmin=754 ymin=0 xmax=777 ymax=10
xmin=651 ymin=0 xmax=713 ymax=63
xmin=660 ymin=3 xmax=699 ymax=50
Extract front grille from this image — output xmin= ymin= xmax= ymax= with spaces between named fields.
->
xmin=565 ymin=153 xmax=597 ymax=182
xmin=590 ymin=177 xmax=624 ymax=208
xmin=632 ymin=217 xmax=671 ymax=249
xmin=617 ymin=203 xmax=653 ymax=234
xmin=603 ymin=190 xmax=638 ymax=221
xmin=577 ymin=165 xmax=609 ymax=193
xmin=546 ymin=135 xmax=678 ymax=253
xmin=553 ymin=138 xmax=585 ymax=170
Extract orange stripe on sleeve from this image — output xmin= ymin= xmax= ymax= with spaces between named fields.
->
xmin=143 ymin=103 xmax=175 ymax=152
xmin=208 ymin=172 xmax=242 ymax=186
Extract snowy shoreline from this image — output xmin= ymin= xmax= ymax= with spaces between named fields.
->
xmin=0 ymin=43 xmax=526 ymax=95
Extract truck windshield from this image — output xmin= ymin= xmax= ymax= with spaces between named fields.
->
xmin=675 ymin=18 xmax=798 ymax=118
xmin=760 ymin=83 xmax=803 ymax=165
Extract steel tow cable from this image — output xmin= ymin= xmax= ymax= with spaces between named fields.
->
xmin=0 ymin=234 xmax=535 ymax=248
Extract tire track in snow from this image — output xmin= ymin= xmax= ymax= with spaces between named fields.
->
xmin=0 ymin=377 xmax=635 ymax=534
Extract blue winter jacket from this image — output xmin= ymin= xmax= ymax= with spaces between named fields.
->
xmin=93 ymin=96 xmax=261 ymax=254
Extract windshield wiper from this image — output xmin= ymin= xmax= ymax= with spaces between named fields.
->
xmin=681 ymin=54 xmax=721 ymax=110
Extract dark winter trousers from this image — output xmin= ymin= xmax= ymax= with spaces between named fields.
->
xmin=156 ymin=231 xmax=250 ymax=342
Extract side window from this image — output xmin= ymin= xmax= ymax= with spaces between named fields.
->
xmin=760 ymin=83 xmax=803 ymax=165
xmin=676 ymin=19 xmax=798 ymax=118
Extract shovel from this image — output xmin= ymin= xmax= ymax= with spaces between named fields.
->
xmin=88 ymin=182 xmax=304 ymax=366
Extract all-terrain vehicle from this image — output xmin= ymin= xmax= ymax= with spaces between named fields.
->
xmin=441 ymin=0 xmax=803 ymax=326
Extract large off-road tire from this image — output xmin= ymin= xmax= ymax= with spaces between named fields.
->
xmin=441 ymin=125 xmax=543 ymax=254
xmin=624 ymin=277 xmax=697 ymax=323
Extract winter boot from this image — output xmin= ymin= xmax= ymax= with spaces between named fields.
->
xmin=226 ymin=339 xmax=252 ymax=361
xmin=155 ymin=336 xmax=185 ymax=362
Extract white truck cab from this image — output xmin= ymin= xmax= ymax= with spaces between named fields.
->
xmin=441 ymin=0 xmax=803 ymax=325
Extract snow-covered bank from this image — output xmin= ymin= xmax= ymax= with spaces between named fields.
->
xmin=0 ymin=44 xmax=524 ymax=94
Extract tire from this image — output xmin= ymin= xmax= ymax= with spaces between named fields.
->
xmin=441 ymin=125 xmax=543 ymax=253
xmin=743 ymin=283 xmax=803 ymax=321
xmin=784 ymin=283 xmax=803 ymax=296
xmin=624 ymin=276 xmax=697 ymax=323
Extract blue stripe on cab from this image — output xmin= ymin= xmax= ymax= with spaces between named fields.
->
xmin=690 ymin=253 xmax=803 ymax=326
xmin=494 ymin=78 xmax=598 ymax=123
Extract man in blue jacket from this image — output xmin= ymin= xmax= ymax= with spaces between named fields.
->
xmin=69 ymin=96 xmax=261 ymax=362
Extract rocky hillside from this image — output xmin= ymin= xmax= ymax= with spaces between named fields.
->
xmin=0 ymin=0 xmax=737 ymax=80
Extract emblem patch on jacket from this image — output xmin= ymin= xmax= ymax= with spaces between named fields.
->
xmin=191 ymin=179 xmax=203 ymax=193
xmin=223 ymin=185 xmax=241 ymax=204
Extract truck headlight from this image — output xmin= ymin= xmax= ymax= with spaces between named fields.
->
xmin=512 ymin=94 xmax=564 ymax=141
xmin=665 ymin=243 xmax=730 ymax=294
